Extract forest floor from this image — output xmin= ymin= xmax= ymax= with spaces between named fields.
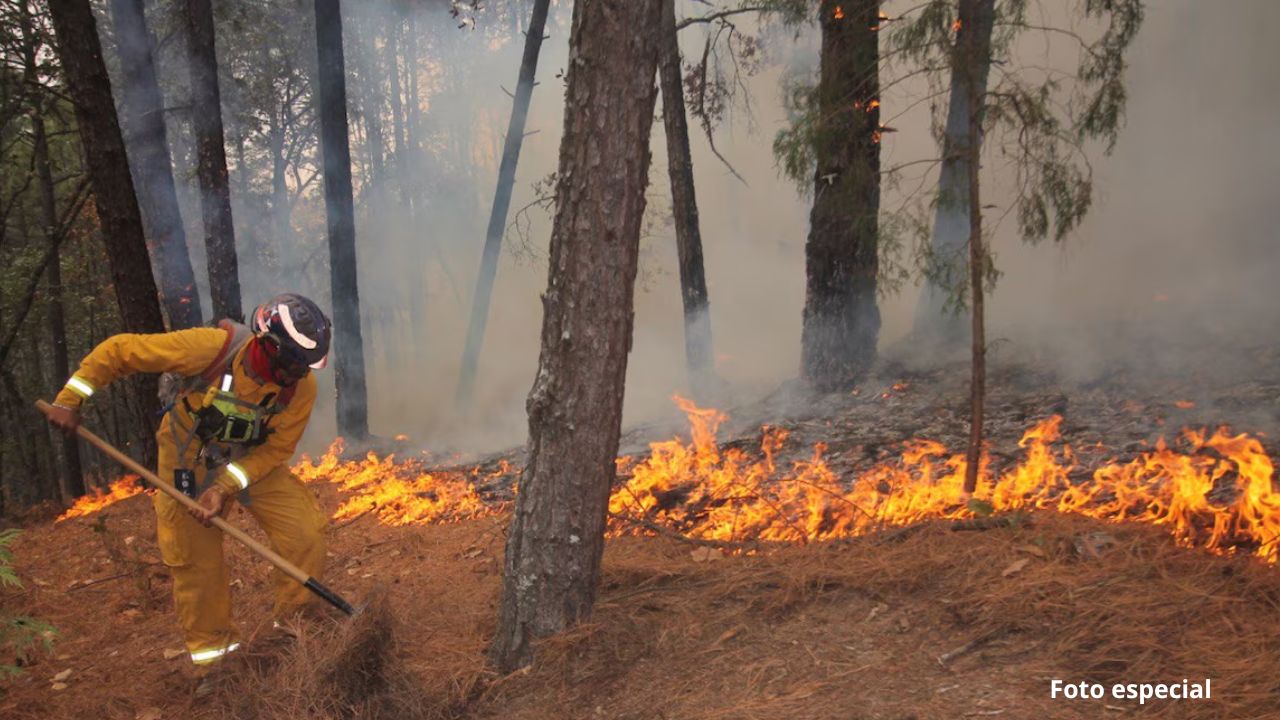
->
xmin=4 ymin=341 xmax=1280 ymax=720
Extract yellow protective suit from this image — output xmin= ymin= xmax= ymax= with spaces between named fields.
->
xmin=54 ymin=328 xmax=327 ymax=665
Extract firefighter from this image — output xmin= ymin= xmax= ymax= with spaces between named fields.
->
xmin=46 ymin=293 xmax=332 ymax=684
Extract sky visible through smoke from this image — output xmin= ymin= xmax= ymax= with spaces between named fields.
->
xmin=133 ymin=0 xmax=1279 ymax=455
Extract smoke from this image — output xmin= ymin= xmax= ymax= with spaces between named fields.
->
xmin=99 ymin=0 xmax=1280 ymax=456
xmin=981 ymin=0 xmax=1280 ymax=381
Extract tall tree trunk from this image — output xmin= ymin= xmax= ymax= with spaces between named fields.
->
xmin=45 ymin=1 xmax=166 ymax=445
xmin=19 ymin=0 xmax=85 ymax=498
xmin=913 ymin=0 xmax=995 ymax=344
xmin=314 ymin=0 xmax=369 ymax=441
xmin=488 ymin=0 xmax=663 ymax=674
xmin=33 ymin=98 xmax=85 ymax=500
xmin=22 ymin=335 xmax=60 ymax=502
xmin=350 ymin=13 xmax=385 ymax=190
xmin=658 ymin=0 xmax=714 ymax=392
xmin=386 ymin=14 xmax=406 ymax=176
xmin=455 ymin=0 xmax=551 ymax=408
xmin=110 ymin=0 xmax=203 ymax=330
xmin=405 ymin=13 xmax=420 ymax=158
xmin=801 ymin=0 xmax=881 ymax=391
xmin=269 ymin=119 xmax=292 ymax=248
xmin=959 ymin=0 xmax=994 ymax=495
xmin=185 ymin=0 xmax=242 ymax=321
xmin=1 ymin=366 xmax=50 ymax=503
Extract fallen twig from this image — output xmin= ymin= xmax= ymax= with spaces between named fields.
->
xmin=66 ymin=571 xmax=132 ymax=592
xmin=334 ymin=510 xmax=371 ymax=531
xmin=937 ymin=626 xmax=1011 ymax=667
xmin=951 ymin=513 xmax=1030 ymax=532
xmin=611 ymin=513 xmax=759 ymax=553
xmin=876 ymin=523 xmax=928 ymax=545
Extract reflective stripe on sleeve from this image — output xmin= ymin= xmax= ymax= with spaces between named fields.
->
xmin=225 ymin=463 xmax=250 ymax=490
xmin=190 ymin=642 xmax=240 ymax=665
xmin=65 ymin=376 xmax=95 ymax=399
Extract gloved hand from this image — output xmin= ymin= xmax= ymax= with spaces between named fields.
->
xmin=190 ymin=486 xmax=228 ymax=527
xmin=46 ymin=404 xmax=81 ymax=436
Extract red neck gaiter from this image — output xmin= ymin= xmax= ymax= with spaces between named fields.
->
xmin=246 ymin=338 xmax=277 ymax=385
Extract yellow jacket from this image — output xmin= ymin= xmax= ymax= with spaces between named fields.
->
xmin=54 ymin=328 xmax=317 ymax=495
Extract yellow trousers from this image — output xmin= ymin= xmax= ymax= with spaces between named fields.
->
xmin=155 ymin=439 xmax=327 ymax=665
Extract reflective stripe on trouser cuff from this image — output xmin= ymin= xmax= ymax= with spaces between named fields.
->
xmin=65 ymin=376 xmax=95 ymax=399
xmin=226 ymin=463 xmax=250 ymax=490
xmin=190 ymin=642 xmax=240 ymax=665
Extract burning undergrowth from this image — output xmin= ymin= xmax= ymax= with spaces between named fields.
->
xmin=294 ymin=444 xmax=511 ymax=527
xmin=609 ymin=397 xmax=1280 ymax=562
xmin=56 ymin=475 xmax=143 ymax=521
xmin=290 ymin=395 xmax=1279 ymax=565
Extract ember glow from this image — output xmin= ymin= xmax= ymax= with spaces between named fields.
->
xmin=57 ymin=476 xmax=143 ymax=521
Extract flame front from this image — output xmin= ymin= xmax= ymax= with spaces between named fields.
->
xmin=57 ymin=399 xmax=1280 ymax=564
xmin=294 ymin=439 xmax=504 ymax=526
xmin=608 ymin=397 xmax=1280 ymax=561
xmin=57 ymin=476 xmax=143 ymax=521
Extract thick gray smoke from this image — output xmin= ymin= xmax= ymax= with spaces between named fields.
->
xmin=105 ymin=0 xmax=1280 ymax=456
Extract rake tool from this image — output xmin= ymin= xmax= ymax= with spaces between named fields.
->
xmin=36 ymin=399 xmax=362 ymax=617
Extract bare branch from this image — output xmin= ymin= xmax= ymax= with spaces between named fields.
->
xmin=675 ymin=5 xmax=764 ymax=31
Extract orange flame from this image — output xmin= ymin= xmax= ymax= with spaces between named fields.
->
xmin=833 ymin=5 xmax=844 ymax=20
xmin=609 ymin=398 xmax=1280 ymax=562
xmin=47 ymin=397 xmax=1231 ymax=566
xmin=294 ymin=439 xmax=506 ymax=526
xmin=953 ymin=18 xmax=963 ymax=32
xmin=57 ymin=476 xmax=143 ymax=521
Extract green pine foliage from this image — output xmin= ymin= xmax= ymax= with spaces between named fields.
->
xmin=0 ymin=529 xmax=56 ymax=683
xmin=772 ymin=0 xmax=1145 ymax=303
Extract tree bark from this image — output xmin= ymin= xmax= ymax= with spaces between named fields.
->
xmin=1 ymin=365 xmax=52 ymax=503
xmin=18 ymin=0 xmax=85 ymax=499
xmin=658 ymin=0 xmax=714 ymax=392
xmin=269 ymin=116 xmax=292 ymax=248
xmin=184 ymin=0 xmax=242 ymax=321
xmin=23 ymin=335 xmax=60 ymax=502
xmin=386 ymin=13 xmax=405 ymax=172
xmin=801 ymin=0 xmax=881 ymax=391
xmin=913 ymin=0 xmax=995 ymax=344
xmin=110 ymin=0 xmax=203 ymax=330
xmin=405 ymin=13 xmax=420 ymax=158
xmin=350 ymin=12 xmax=385 ymax=190
xmin=45 ymin=0 xmax=166 ymax=344
xmin=959 ymin=0 xmax=994 ymax=495
xmin=314 ymin=0 xmax=369 ymax=441
xmin=488 ymin=0 xmax=663 ymax=674
xmin=455 ymin=0 xmax=551 ymax=409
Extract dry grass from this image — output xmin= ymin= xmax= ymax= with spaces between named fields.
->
xmin=460 ymin=513 xmax=1280 ymax=719
xmin=9 ymin=488 xmax=1279 ymax=719
xmin=212 ymin=591 xmax=440 ymax=720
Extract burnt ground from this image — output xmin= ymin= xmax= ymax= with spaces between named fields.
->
xmin=3 ymin=348 xmax=1280 ymax=720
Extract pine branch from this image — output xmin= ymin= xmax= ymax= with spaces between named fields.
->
xmin=675 ymin=6 xmax=765 ymax=31
xmin=0 ymin=178 xmax=90 ymax=370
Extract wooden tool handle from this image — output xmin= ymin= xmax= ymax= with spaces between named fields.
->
xmin=36 ymin=399 xmax=310 ymax=586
